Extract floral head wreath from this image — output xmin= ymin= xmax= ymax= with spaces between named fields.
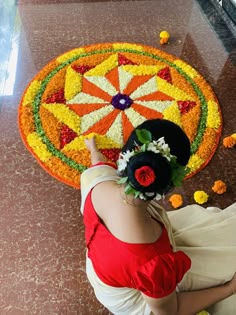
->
xmin=117 ymin=129 xmax=189 ymax=200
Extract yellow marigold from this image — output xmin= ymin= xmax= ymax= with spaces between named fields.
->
xmin=206 ymin=100 xmax=221 ymax=129
xmin=62 ymin=133 xmax=120 ymax=151
xmin=27 ymin=132 xmax=52 ymax=162
xmin=163 ymin=102 xmax=182 ymax=127
xmin=223 ymin=136 xmax=236 ymax=148
xmin=42 ymin=103 xmax=80 ymax=134
xmin=57 ymin=48 xmax=85 ymax=64
xmin=113 ymin=43 xmax=143 ymax=51
xmin=86 ymin=54 xmax=118 ymax=76
xmin=123 ymin=65 xmax=163 ymax=76
xmin=160 ymin=31 xmax=170 ymax=39
xmin=169 ymin=194 xmax=183 ymax=209
xmin=174 ymin=60 xmax=199 ymax=79
xmin=64 ymin=66 xmax=82 ymax=100
xmin=156 ymin=77 xmax=191 ymax=100
xmin=194 ymin=190 xmax=209 ymax=204
xmin=22 ymin=80 xmax=41 ymax=106
xmin=212 ymin=180 xmax=227 ymax=194
xmin=231 ymin=133 xmax=236 ymax=140
xmin=196 ymin=311 xmax=210 ymax=315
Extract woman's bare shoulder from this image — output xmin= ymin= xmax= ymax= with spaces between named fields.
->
xmin=91 ymin=182 xmax=163 ymax=244
xmin=91 ymin=181 xmax=124 ymax=217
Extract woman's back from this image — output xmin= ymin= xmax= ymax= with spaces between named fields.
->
xmin=91 ymin=180 xmax=163 ymax=244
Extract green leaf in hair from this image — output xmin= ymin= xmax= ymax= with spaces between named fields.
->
xmin=117 ymin=177 xmax=128 ymax=184
xmin=171 ymin=162 xmax=190 ymax=187
xmin=136 ymin=129 xmax=152 ymax=144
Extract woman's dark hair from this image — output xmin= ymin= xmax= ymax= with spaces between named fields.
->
xmin=121 ymin=119 xmax=190 ymax=198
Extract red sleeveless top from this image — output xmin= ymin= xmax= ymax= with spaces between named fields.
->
xmin=83 ymin=176 xmax=191 ymax=298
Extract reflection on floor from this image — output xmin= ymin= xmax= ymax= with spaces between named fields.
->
xmin=0 ymin=0 xmax=236 ymax=314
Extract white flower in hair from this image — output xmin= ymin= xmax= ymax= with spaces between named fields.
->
xmin=147 ymin=142 xmax=160 ymax=154
xmin=122 ymin=150 xmax=135 ymax=161
xmin=117 ymin=158 xmax=127 ymax=172
xmin=118 ymin=150 xmax=135 ymax=172
xmin=157 ymin=137 xmax=165 ymax=146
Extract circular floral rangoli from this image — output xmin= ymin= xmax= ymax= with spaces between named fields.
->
xmin=18 ymin=42 xmax=222 ymax=188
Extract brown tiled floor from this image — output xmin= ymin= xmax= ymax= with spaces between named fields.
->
xmin=0 ymin=0 xmax=236 ymax=314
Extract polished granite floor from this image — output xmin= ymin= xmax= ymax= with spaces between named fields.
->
xmin=0 ymin=0 xmax=236 ymax=314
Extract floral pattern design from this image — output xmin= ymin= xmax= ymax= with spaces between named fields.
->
xmin=18 ymin=43 xmax=222 ymax=188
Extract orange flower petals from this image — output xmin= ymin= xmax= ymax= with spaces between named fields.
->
xmin=63 ymin=149 xmax=91 ymax=167
xmin=45 ymin=157 xmax=81 ymax=187
xmin=194 ymin=76 xmax=217 ymax=103
xmin=223 ymin=136 xmax=236 ymax=148
xmin=170 ymin=68 xmax=198 ymax=99
xmin=85 ymin=43 xmax=113 ymax=53
xmin=34 ymin=60 xmax=60 ymax=81
xmin=42 ymin=68 xmax=67 ymax=102
xmin=212 ymin=180 xmax=227 ymax=194
xmin=160 ymin=37 xmax=169 ymax=45
xmin=197 ymin=128 xmax=217 ymax=160
xmin=181 ymin=105 xmax=201 ymax=143
xmin=123 ymin=75 xmax=152 ymax=95
xmin=169 ymin=194 xmax=183 ymax=209
xmin=82 ymin=77 xmax=112 ymax=102
xmin=40 ymin=107 xmax=62 ymax=149
xmin=19 ymin=104 xmax=35 ymax=136
xmin=84 ymin=109 xmax=120 ymax=135
xmin=132 ymin=103 xmax=163 ymax=120
xmin=121 ymin=112 xmax=135 ymax=143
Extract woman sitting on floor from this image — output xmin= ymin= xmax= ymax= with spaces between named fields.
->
xmin=80 ymin=118 xmax=236 ymax=315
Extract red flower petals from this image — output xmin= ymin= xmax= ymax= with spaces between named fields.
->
xmin=45 ymin=88 xmax=66 ymax=104
xmin=177 ymin=100 xmax=196 ymax=114
xmin=157 ymin=67 xmax=172 ymax=84
xmin=118 ymin=54 xmax=135 ymax=65
xmin=72 ymin=64 xmax=92 ymax=74
xmin=135 ymin=166 xmax=156 ymax=187
xmin=100 ymin=148 xmax=121 ymax=162
xmin=60 ymin=125 xmax=77 ymax=149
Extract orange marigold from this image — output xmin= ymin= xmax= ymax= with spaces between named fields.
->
xmin=223 ymin=136 xmax=236 ymax=148
xmin=212 ymin=180 xmax=227 ymax=195
xmin=169 ymin=194 xmax=183 ymax=209
xmin=160 ymin=37 xmax=169 ymax=45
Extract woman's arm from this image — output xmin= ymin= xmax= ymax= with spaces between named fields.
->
xmin=85 ymin=136 xmax=106 ymax=165
xmin=142 ymin=273 xmax=236 ymax=315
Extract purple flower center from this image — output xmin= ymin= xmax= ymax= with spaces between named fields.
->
xmin=111 ymin=93 xmax=133 ymax=110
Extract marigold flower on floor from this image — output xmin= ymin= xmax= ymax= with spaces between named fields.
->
xmin=212 ymin=180 xmax=227 ymax=194
xmin=223 ymin=135 xmax=236 ymax=148
xmin=160 ymin=31 xmax=170 ymax=45
xmin=169 ymin=194 xmax=183 ymax=209
xmin=194 ymin=190 xmax=209 ymax=204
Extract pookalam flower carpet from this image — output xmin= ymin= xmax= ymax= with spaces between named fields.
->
xmin=18 ymin=42 xmax=222 ymax=188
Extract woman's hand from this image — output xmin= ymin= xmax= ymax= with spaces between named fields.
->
xmin=84 ymin=136 xmax=106 ymax=164
xmin=85 ymin=136 xmax=97 ymax=153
